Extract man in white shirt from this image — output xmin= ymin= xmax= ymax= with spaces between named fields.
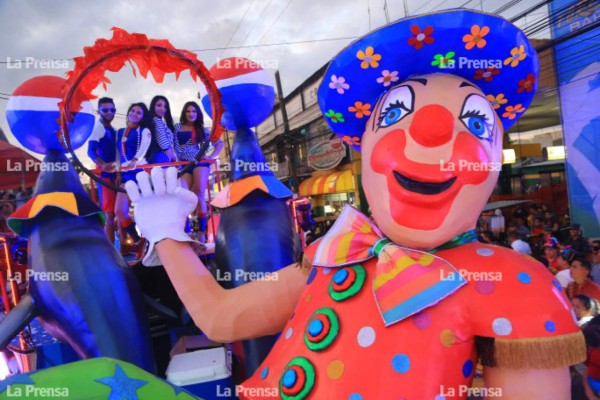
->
xmin=508 ymin=231 xmax=532 ymax=255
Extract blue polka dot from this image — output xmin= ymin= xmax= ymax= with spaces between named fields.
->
xmin=307 ymin=268 xmax=317 ymax=285
xmin=552 ymin=280 xmax=563 ymax=291
xmin=333 ymin=269 xmax=349 ymax=285
xmin=545 ymin=320 xmax=556 ymax=333
xmin=261 ymin=367 xmax=269 ymax=379
xmin=282 ymin=369 xmax=297 ymax=388
xmin=435 ymin=396 xmax=446 ymax=400
xmin=308 ymin=319 xmax=324 ymax=336
xmin=349 ymin=394 xmax=363 ymax=400
xmin=392 ymin=354 xmax=411 ymax=374
xmin=323 ymin=267 xmax=332 ymax=275
xmin=517 ymin=272 xmax=531 ymax=284
xmin=462 ymin=360 xmax=474 ymax=378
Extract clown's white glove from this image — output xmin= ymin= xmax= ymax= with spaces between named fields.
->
xmin=125 ymin=167 xmax=198 ymax=266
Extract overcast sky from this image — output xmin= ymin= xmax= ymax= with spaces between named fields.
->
xmin=0 ymin=0 xmax=547 ymax=165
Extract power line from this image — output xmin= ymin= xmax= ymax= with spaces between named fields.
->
xmin=248 ymin=0 xmax=297 ymax=58
xmin=218 ymin=0 xmax=257 ymax=60
xmin=236 ymin=0 xmax=275 ymax=54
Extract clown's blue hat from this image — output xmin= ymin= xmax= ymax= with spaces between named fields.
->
xmin=318 ymin=8 xmax=539 ymax=152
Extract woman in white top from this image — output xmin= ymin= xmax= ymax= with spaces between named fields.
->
xmin=115 ymin=103 xmax=152 ymax=256
xmin=148 ymin=95 xmax=176 ymax=164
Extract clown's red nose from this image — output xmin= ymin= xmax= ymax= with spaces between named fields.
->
xmin=409 ymin=105 xmax=454 ymax=147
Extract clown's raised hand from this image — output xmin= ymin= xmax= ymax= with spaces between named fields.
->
xmin=125 ymin=167 xmax=198 ymax=266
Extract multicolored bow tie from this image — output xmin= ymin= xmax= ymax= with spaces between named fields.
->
xmin=312 ymin=205 xmax=468 ymax=326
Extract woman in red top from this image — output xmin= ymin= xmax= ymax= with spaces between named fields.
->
xmin=583 ymin=317 xmax=600 ymax=399
xmin=568 ymin=257 xmax=600 ymax=301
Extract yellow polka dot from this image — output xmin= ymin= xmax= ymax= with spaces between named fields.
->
xmin=327 ymin=359 xmax=345 ymax=380
xmin=440 ymin=329 xmax=456 ymax=347
xmin=305 ymin=294 xmax=312 ymax=303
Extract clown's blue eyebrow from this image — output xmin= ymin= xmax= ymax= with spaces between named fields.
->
xmin=460 ymin=81 xmax=477 ymax=88
xmin=405 ymin=78 xmax=427 ymax=86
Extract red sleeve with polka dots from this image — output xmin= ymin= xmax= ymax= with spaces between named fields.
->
xmin=440 ymin=242 xmax=586 ymax=369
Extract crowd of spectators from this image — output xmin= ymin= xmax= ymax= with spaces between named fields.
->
xmin=0 ymin=187 xmax=32 ymax=232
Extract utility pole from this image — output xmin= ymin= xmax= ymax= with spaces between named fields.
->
xmin=274 ymin=70 xmax=298 ymax=191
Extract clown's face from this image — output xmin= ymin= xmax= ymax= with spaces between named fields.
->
xmin=361 ymin=73 xmax=503 ymax=249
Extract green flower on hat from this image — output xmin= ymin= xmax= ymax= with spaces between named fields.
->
xmin=504 ymin=45 xmax=527 ymax=67
xmin=325 ymin=109 xmax=345 ymax=123
xmin=431 ymin=52 xmax=455 ymax=68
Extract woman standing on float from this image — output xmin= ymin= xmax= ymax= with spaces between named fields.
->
xmin=174 ymin=101 xmax=222 ymax=242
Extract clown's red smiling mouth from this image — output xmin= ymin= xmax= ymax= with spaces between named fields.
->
xmin=392 ymin=171 xmax=457 ymax=195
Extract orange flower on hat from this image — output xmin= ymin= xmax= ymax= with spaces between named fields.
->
xmin=463 ymin=25 xmax=490 ymax=50
xmin=474 ymin=67 xmax=500 ymax=82
xmin=486 ymin=93 xmax=508 ymax=110
xmin=502 ymin=104 xmax=526 ymax=120
xmin=517 ymin=73 xmax=537 ymax=93
xmin=504 ymin=45 xmax=526 ymax=67
xmin=356 ymin=46 xmax=382 ymax=69
xmin=407 ymin=25 xmax=434 ymax=50
xmin=342 ymin=135 xmax=361 ymax=146
xmin=348 ymin=101 xmax=372 ymax=118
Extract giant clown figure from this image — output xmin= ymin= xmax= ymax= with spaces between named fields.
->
xmin=121 ymin=9 xmax=587 ymax=400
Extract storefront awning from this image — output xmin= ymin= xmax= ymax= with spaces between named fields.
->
xmin=299 ymin=170 xmax=355 ymax=196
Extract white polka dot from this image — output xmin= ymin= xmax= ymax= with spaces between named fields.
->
xmin=285 ymin=327 xmax=293 ymax=339
xmin=476 ymin=248 xmax=495 ymax=257
xmin=323 ymin=267 xmax=332 ymax=275
xmin=492 ymin=318 xmax=513 ymax=336
xmin=357 ymin=326 xmax=376 ymax=347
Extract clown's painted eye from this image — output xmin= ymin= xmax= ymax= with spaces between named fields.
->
xmin=459 ymin=94 xmax=495 ymax=141
xmin=377 ymin=85 xmax=414 ymax=128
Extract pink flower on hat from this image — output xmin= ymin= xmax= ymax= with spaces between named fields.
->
xmin=329 ymin=75 xmax=350 ymax=94
xmin=356 ymin=46 xmax=382 ymax=69
xmin=376 ymin=70 xmax=399 ymax=87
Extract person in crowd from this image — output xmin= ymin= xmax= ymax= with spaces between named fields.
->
xmin=544 ymin=237 xmax=561 ymax=274
xmin=174 ymin=101 xmax=223 ymax=243
xmin=565 ymin=223 xmax=592 ymax=256
xmin=592 ymin=240 xmax=600 ymax=284
xmin=531 ymin=217 xmax=545 ymax=236
xmin=543 ymin=209 xmax=560 ymax=237
xmin=567 ymin=256 xmax=600 ymax=302
xmin=87 ymin=97 xmax=118 ymax=243
xmin=479 ymin=230 xmax=497 ymax=245
xmin=573 ymin=294 xmax=598 ymax=327
xmin=583 ymin=317 xmax=600 ymax=399
xmin=148 ymin=95 xmax=177 ymax=164
xmin=489 ymin=209 xmax=505 ymax=238
xmin=14 ymin=185 xmax=28 ymax=209
xmin=556 ymin=247 xmax=577 ymax=287
xmin=115 ymin=103 xmax=152 ymax=257
xmin=508 ymin=231 xmax=532 ymax=255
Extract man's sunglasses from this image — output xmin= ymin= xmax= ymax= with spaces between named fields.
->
xmin=99 ymin=108 xmax=116 ymax=113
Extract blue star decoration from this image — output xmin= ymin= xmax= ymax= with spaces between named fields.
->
xmin=95 ymin=364 xmax=148 ymax=400
xmin=0 ymin=373 xmax=34 ymax=393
